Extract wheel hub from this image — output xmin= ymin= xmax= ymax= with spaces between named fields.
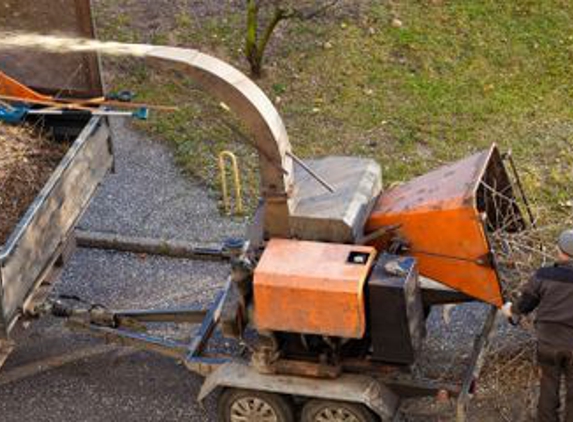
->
xmin=315 ymin=407 xmax=361 ymax=422
xmin=230 ymin=397 xmax=279 ymax=422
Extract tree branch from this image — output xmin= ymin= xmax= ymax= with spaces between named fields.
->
xmin=245 ymin=0 xmax=259 ymax=62
xmin=257 ymin=7 xmax=288 ymax=62
xmin=243 ymin=0 xmax=341 ymax=77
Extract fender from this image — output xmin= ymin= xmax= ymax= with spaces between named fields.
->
xmin=196 ymin=362 xmax=400 ymax=421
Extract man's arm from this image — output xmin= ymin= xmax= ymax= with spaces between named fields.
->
xmin=514 ymin=275 xmax=542 ymax=315
xmin=501 ymin=275 xmax=542 ymax=322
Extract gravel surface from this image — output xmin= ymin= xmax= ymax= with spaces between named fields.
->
xmin=0 ymin=120 xmax=244 ymax=421
xmin=79 ymin=120 xmax=245 ymax=242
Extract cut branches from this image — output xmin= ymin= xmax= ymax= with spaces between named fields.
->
xmin=0 ymin=123 xmax=67 ymax=245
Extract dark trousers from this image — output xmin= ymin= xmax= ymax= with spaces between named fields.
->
xmin=538 ymin=345 xmax=573 ymax=422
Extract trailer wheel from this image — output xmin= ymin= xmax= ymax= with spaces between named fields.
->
xmin=301 ymin=399 xmax=379 ymax=422
xmin=218 ymin=388 xmax=295 ymax=422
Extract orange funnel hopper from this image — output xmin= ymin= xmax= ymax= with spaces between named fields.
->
xmin=366 ymin=145 xmax=524 ymax=307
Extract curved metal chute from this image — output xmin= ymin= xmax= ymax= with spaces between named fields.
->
xmin=144 ymin=47 xmax=295 ymax=237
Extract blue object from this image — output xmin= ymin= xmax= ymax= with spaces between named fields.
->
xmin=223 ymin=238 xmax=246 ymax=252
xmin=0 ymin=105 xmax=29 ymax=124
xmin=0 ymin=104 xmax=149 ymax=122
xmin=106 ymin=90 xmax=135 ymax=102
xmin=132 ymin=107 xmax=149 ymax=121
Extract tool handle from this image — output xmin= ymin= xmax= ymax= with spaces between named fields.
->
xmin=0 ymin=105 xmax=28 ymax=123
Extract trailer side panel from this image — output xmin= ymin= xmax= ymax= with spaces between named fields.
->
xmin=0 ymin=117 xmax=112 ymax=337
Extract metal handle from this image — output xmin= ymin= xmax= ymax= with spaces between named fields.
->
xmin=218 ymin=151 xmax=244 ymax=215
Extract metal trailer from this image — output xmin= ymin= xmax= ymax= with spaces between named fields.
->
xmin=0 ymin=0 xmax=112 ymax=368
xmin=42 ymin=248 xmax=498 ymax=422
xmin=0 ymin=120 xmax=113 ymax=365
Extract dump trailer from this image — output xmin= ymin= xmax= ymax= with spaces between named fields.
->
xmin=0 ymin=2 xmax=531 ymax=421
xmin=0 ymin=0 xmax=112 ymax=368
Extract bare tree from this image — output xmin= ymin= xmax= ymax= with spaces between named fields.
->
xmin=245 ymin=0 xmax=340 ymax=78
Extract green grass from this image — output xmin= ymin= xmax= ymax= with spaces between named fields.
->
xmin=95 ymin=0 xmax=573 ymax=220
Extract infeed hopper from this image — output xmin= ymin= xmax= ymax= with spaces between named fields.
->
xmin=367 ymin=145 xmax=525 ymax=306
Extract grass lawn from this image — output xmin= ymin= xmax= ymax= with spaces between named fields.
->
xmin=94 ymin=0 xmax=573 ymax=221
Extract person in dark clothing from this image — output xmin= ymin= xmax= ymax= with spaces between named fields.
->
xmin=502 ymin=229 xmax=573 ymax=422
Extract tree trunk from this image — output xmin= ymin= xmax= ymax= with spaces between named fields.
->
xmin=244 ymin=1 xmax=339 ymax=78
xmin=245 ymin=1 xmax=287 ymax=78
xmin=245 ymin=0 xmax=262 ymax=78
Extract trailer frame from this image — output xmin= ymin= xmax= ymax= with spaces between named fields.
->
xmin=46 ymin=259 xmax=497 ymax=422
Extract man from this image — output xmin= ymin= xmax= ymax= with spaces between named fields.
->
xmin=502 ymin=229 xmax=573 ymax=422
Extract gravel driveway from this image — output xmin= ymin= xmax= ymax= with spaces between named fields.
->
xmin=0 ymin=120 xmax=244 ymax=421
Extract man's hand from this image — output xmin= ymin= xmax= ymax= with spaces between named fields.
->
xmin=501 ymin=302 xmax=513 ymax=318
xmin=501 ymin=301 xmax=520 ymax=325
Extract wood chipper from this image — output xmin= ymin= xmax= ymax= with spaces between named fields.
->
xmin=0 ymin=2 xmax=532 ymax=421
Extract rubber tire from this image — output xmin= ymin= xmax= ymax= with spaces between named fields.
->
xmin=217 ymin=388 xmax=295 ymax=422
xmin=301 ymin=399 xmax=379 ymax=422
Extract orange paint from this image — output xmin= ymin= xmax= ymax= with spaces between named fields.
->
xmin=0 ymin=70 xmax=51 ymax=102
xmin=253 ymin=239 xmax=376 ymax=338
xmin=366 ymin=145 xmax=514 ymax=307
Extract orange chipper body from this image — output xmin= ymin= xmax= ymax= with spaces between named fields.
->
xmin=366 ymin=145 xmax=521 ymax=307
xmin=253 ymin=239 xmax=376 ymax=338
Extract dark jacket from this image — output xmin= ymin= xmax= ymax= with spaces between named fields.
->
xmin=514 ymin=261 xmax=573 ymax=350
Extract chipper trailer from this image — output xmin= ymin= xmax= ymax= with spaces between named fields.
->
xmin=0 ymin=2 xmax=531 ymax=421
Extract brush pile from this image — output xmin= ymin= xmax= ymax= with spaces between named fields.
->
xmin=0 ymin=122 xmax=67 ymax=245
xmin=480 ymin=209 xmax=573 ymax=420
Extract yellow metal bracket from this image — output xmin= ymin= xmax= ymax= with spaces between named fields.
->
xmin=218 ymin=151 xmax=244 ymax=215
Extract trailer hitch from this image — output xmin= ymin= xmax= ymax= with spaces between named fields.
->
xmin=52 ymin=301 xmax=118 ymax=328
xmin=30 ymin=294 xmax=224 ymax=364
xmin=29 ymin=295 xmax=145 ymax=331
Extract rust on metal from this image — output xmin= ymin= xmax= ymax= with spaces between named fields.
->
xmin=273 ymin=359 xmax=341 ymax=379
xmin=367 ymin=144 xmax=524 ymax=306
xmin=75 ymin=230 xmax=228 ymax=261
xmin=253 ymin=239 xmax=376 ymax=338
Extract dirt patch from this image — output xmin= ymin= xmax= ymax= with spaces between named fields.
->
xmin=0 ymin=123 xmax=67 ymax=245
